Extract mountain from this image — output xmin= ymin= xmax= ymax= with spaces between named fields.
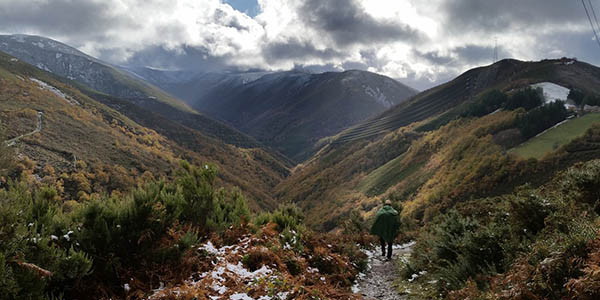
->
xmin=274 ymin=58 xmax=600 ymax=230
xmin=334 ymin=58 xmax=600 ymax=143
xmin=0 ymin=50 xmax=290 ymax=210
xmin=0 ymin=34 xmax=274 ymax=151
xmin=128 ymin=67 xmax=417 ymax=161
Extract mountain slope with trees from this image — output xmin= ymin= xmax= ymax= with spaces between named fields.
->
xmin=130 ymin=67 xmax=417 ymax=161
xmin=0 ymin=34 xmax=272 ymax=150
xmin=276 ymin=58 xmax=600 ymax=230
xmin=0 ymin=50 xmax=289 ymax=210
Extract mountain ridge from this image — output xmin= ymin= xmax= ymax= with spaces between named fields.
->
xmin=149 ymin=68 xmax=418 ymax=161
xmin=0 ymin=34 xmax=284 ymax=154
xmin=275 ymin=57 xmax=600 ymax=230
xmin=0 ymin=50 xmax=290 ymax=210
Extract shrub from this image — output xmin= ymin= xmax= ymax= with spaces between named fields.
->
xmin=504 ymin=87 xmax=544 ymax=111
xmin=516 ymin=100 xmax=568 ymax=139
xmin=270 ymin=204 xmax=304 ymax=232
xmin=462 ymin=90 xmax=508 ymax=118
xmin=568 ymin=89 xmax=585 ymax=106
xmin=406 ymin=210 xmax=510 ymax=294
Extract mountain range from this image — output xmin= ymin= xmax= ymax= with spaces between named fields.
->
xmin=1 ymin=34 xmax=416 ymax=162
xmin=0 ymin=49 xmax=289 ymax=210
xmin=275 ymin=57 xmax=600 ymax=229
xmin=4 ymin=33 xmax=600 ymax=300
xmin=125 ymin=66 xmax=417 ymax=161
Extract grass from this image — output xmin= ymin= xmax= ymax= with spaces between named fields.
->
xmin=511 ymin=113 xmax=600 ymax=159
xmin=358 ymin=153 xmax=424 ymax=196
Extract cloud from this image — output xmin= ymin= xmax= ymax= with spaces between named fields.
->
xmin=298 ymin=0 xmax=424 ymax=46
xmin=440 ymin=0 xmax=584 ymax=34
xmin=0 ymin=0 xmax=598 ymax=89
xmin=262 ymin=38 xmax=344 ymax=62
xmin=0 ymin=0 xmax=131 ymax=41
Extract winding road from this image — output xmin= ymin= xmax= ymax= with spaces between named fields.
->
xmin=6 ymin=111 xmax=43 ymax=146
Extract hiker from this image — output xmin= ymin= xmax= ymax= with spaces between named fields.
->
xmin=370 ymin=200 xmax=399 ymax=260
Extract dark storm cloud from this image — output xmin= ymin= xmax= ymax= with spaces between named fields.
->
xmin=298 ymin=0 xmax=424 ymax=46
xmin=0 ymin=0 xmax=132 ymax=41
xmin=441 ymin=0 xmax=584 ymax=33
xmin=415 ymin=45 xmax=511 ymax=67
xmin=118 ymin=45 xmax=233 ymax=72
xmin=263 ymin=38 xmax=344 ymax=62
xmin=413 ymin=49 xmax=454 ymax=65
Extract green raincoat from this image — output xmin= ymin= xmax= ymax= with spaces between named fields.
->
xmin=370 ymin=205 xmax=399 ymax=242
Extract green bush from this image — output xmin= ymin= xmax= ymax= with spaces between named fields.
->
xmin=270 ymin=204 xmax=305 ymax=232
xmin=462 ymin=89 xmax=508 ymax=118
xmin=505 ymin=87 xmax=544 ymax=111
xmin=568 ymin=89 xmax=585 ymax=106
xmin=406 ymin=210 xmax=510 ymax=293
xmin=0 ymin=160 xmax=252 ymax=298
xmin=517 ymin=100 xmax=568 ymax=139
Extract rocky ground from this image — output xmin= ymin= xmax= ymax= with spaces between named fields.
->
xmin=355 ymin=242 xmax=414 ymax=300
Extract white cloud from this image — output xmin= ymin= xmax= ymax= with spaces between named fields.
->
xmin=0 ymin=0 xmax=597 ymax=89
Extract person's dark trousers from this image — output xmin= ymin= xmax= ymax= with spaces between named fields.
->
xmin=380 ymin=237 xmax=393 ymax=259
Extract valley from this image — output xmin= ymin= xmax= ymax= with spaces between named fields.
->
xmin=2 ymin=36 xmax=600 ymax=300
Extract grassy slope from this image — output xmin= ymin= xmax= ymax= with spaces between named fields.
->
xmin=278 ymin=59 xmax=600 ymax=229
xmin=0 ymin=52 xmax=289 ymax=210
xmin=511 ymin=113 xmax=600 ymax=159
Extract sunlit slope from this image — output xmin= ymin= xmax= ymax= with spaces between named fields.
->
xmin=334 ymin=58 xmax=600 ymax=144
xmin=511 ymin=113 xmax=600 ymax=159
xmin=278 ymin=58 xmax=600 ymax=230
xmin=0 ymin=34 xmax=272 ymax=150
xmin=0 ymin=51 xmax=290 ymax=210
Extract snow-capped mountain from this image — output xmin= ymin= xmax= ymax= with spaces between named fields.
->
xmin=0 ymin=34 xmax=154 ymax=99
xmin=184 ymin=69 xmax=417 ymax=161
xmin=0 ymin=34 xmax=271 ymax=150
xmin=121 ymin=65 xmax=417 ymax=161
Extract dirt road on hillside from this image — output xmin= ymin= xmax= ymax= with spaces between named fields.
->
xmin=7 ymin=111 xmax=43 ymax=146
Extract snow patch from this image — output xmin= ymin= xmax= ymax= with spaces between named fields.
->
xmin=363 ymin=85 xmax=393 ymax=108
xmin=230 ymin=293 xmax=253 ymax=300
xmin=530 ymin=82 xmax=574 ymax=109
xmin=226 ymin=262 xmax=271 ymax=279
xmin=33 ymin=41 xmax=45 ymax=48
xmin=55 ymin=53 xmax=62 ymax=59
xmin=35 ymin=63 xmax=52 ymax=73
xmin=29 ymin=78 xmax=80 ymax=106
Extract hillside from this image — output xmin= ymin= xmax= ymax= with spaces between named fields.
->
xmin=0 ymin=34 xmax=271 ymax=150
xmin=334 ymin=58 xmax=600 ymax=143
xmin=276 ymin=58 xmax=600 ymax=230
xmin=0 ymin=51 xmax=290 ymax=210
xmin=131 ymin=67 xmax=417 ymax=161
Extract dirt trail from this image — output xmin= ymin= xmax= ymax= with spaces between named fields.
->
xmin=355 ymin=242 xmax=414 ymax=300
xmin=7 ymin=111 xmax=43 ymax=146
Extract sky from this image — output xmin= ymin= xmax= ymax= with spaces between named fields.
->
xmin=0 ymin=0 xmax=598 ymax=90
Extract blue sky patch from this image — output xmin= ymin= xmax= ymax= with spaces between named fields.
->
xmin=224 ymin=0 xmax=260 ymax=18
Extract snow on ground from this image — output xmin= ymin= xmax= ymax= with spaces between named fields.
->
xmin=148 ymin=235 xmax=283 ymax=300
xmin=351 ymin=241 xmax=415 ymax=295
xmin=363 ymin=85 xmax=393 ymax=108
xmin=35 ymin=63 xmax=52 ymax=73
xmin=29 ymin=78 xmax=80 ymax=106
xmin=530 ymin=82 xmax=575 ymax=109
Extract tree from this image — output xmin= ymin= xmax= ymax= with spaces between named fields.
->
xmin=504 ymin=87 xmax=544 ymax=111
xmin=568 ymin=89 xmax=585 ymax=106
